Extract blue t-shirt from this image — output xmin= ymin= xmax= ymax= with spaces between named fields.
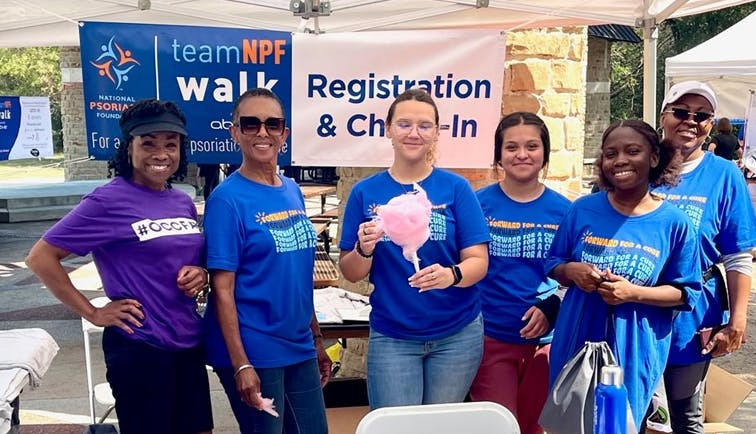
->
xmin=339 ymin=168 xmax=490 ymax=340
xmin=44 ymin=177 xmax=204 ymax=350
xmin=475 ymin=184 xmax=570 ymax=344
xmin=202 ymin=172 xmax=319 ymax=369
xmin=545 ymin=192 xmax=702 ymax=429
xmin=654 ymin=152 xmax=756 ymax=365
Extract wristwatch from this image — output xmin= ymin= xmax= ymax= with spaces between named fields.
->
xmin=448 ymin=264 xmax=463 ymax=286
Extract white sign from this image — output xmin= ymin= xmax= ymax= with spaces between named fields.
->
xmin=0 ymin=96 xmax=53 ymax=161
xmin=291 ymin=30 xmax=505 ymax=168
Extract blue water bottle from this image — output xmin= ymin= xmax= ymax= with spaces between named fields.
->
xmin=594 ymin=365 xmax=628 ymax=434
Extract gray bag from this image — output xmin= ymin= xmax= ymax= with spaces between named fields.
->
xmin=539 ymin=341 xmax=636 ymax=434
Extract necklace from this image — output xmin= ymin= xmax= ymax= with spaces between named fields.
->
xmin=387 ymin=166 xmax=433 ymax=191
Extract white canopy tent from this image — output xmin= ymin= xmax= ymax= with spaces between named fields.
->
xmin=665 ymin=10 xmax=756 ymax=120
xmin=2 ymin=0 xmax=754 ymax=123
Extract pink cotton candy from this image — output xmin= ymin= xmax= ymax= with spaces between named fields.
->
xmin=376 ymin=183 xmax=432 ymax=272
xmin=257 ymin=392 xmax=279 ymax=418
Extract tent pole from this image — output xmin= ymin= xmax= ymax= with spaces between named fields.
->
xmin=642 ymin=18 xmax=658 ymax=126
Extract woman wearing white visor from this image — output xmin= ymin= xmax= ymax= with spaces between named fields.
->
xmin=655 ymin=81 xmax=756 ymax=434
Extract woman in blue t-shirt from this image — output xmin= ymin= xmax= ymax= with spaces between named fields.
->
xmin=546 ymin=120 xmax=703 ymax=431
xmin=656 ymin=81 xmax=756 ymax=434
xmin=469 ymin=112 xmax=570 ymax=434
xmin=338 ymin=88 xmax=490 ymax=409
xmin=202 ymin=88 xmax=330 ymax=434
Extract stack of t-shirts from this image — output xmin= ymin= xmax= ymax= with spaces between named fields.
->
xmin=0 ymin=328 xmax=59 ymax=434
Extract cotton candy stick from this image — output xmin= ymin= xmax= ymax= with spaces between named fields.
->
xmin=411 ymin=252 xmax=420 ymax=273
xmin=376 ymin=183 xmax=432 ymax=273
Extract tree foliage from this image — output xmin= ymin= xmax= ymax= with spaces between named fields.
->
xmin=610 ymin=3 xmax=756 ymax=124
xmin=0 ymin=47 xmax=62 ymax=151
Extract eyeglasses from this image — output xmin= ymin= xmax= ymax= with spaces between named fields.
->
xmin=393 ymin=121 xmax=437 ymax=137
xmin=663 ymin=108 xmax=714 ymax=123
xmin=234 ymin=116 xmax=286 ymax=136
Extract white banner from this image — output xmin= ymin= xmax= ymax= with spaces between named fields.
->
xmin=291 ymin=30 xmax=505 ymax=168
xmin=0 ymin=96 xmax=53 ymax=161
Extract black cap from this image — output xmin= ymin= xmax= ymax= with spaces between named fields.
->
xmin=122 ymin=111 xmax=187 ymax=137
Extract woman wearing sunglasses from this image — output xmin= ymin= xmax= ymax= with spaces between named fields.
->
xmin=202 ymin=88 xmax=330 ymax=434
xmin=655 ymin=81 xmax=756 ymax=434
xmin=338 ymin=88 xmax=490 ymax=409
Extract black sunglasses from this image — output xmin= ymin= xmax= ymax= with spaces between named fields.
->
xmin=664 ymin=108 xmax=714 ymax=123
xmin=235 ymin=116 xmax=286 ymax=136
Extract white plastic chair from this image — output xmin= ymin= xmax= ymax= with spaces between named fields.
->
xmin=356 ymin=401 xmax=521 ymax=434
xmin=81 ymin=296 xmax=116 ymax=424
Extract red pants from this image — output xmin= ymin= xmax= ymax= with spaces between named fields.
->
xmin=469 ymin=336 xmax=550 ymax=434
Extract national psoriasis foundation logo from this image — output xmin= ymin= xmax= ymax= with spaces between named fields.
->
xmin=90 ymin=35 xmax=141 ymax=91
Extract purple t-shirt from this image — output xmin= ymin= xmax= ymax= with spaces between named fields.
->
xmin=44 ymin=177 xmax=204 ymax=350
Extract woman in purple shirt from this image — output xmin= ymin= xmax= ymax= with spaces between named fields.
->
xmin=25 ymin=99 xmax=213 ymax=434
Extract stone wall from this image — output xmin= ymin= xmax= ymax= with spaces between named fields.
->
xmin=505 ymin=27 xmax=588 ymax=199
xmin=584 ymin=37 xmax=612 ymax=181
xmin=335 ymin=27 xmax=589 ymax=378
xmin=60 ymin=47 xmax=108 ymax=180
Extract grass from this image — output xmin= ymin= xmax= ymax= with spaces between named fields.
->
xmin=0 ymin=153 xmax=65 ymax=182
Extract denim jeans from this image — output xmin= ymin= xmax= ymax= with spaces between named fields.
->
xmin=366 ymin=314 xmax=484 ymax=410
xmin=664 ymin=360 xmax=710 ymax=434
xmin=216 ymin=358 xmax=327 ymax=434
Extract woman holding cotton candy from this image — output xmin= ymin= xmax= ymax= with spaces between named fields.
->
xmin=339 ymin=88 xmax=490 ymax=409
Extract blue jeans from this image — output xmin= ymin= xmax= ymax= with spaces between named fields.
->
xmin=216 ymin=358 xmax=327 ymax=434
xmin=367 ymin=314 xmax=484 ymax=410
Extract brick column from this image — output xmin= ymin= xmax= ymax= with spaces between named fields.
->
xmin=60 ymin=47 xmax=108 ymax=180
